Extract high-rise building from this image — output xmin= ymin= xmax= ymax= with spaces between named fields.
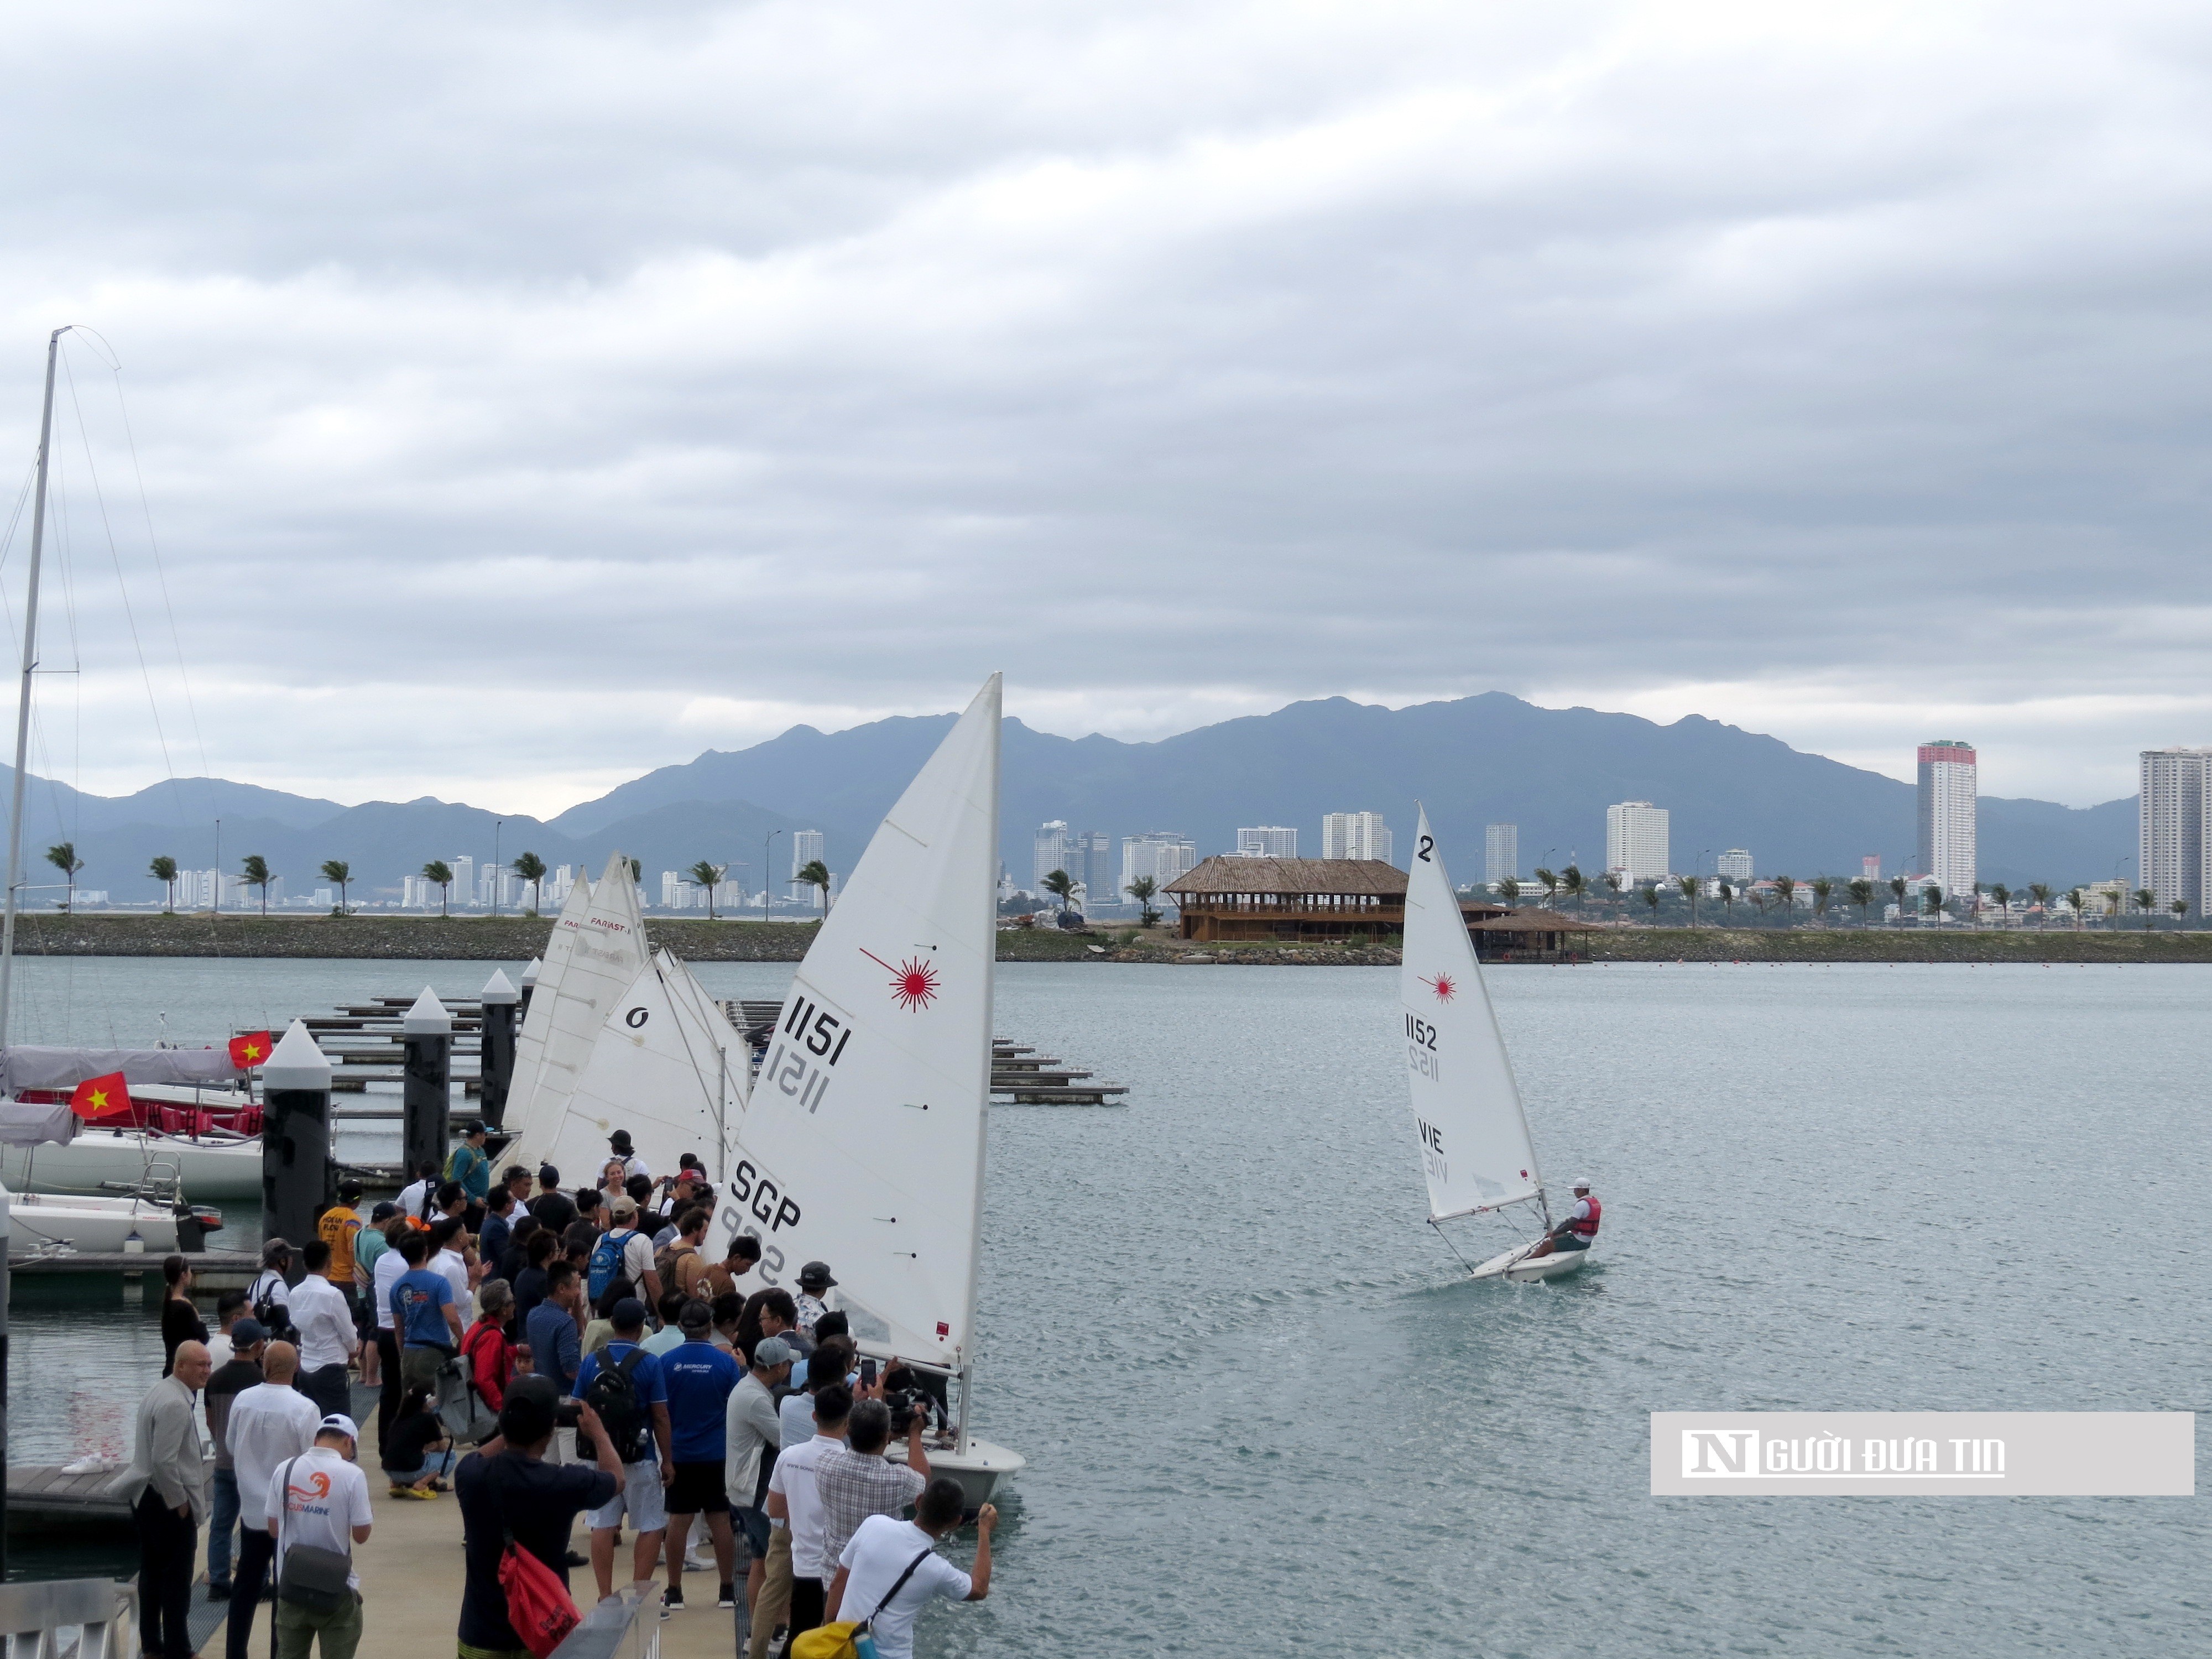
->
xmin=1237 ymin=826 xmax=1298 ymax=858
xmin=1121 ymin=832 xmax=1197 ymax=896
xmin=1861 ymin=855 xmax=1881 ymax=882
xmin=1031 ymin=821 xmax=1071 ymax=892
xmin=790 ymin=830 xmax=825 ymax=880
xmin=1321 ymin=811 xmax=1392 ymax=863
xmin=1916 ymin=741 xmax=1977 ymax=896
xmin=451 ymin=856 xmax=475 ymax=908
xmin=1073 ymin=831 xmax=1115 ymax=905
xmin=1484 ymin=824 xmax=1517 ymax=885
xmin=1717 ymin=848 xmax=1754 ymax=883
xmin=2138 ymin=747 xmax=2211 ymax=914
xmin=1606 ymin=802 xmax=1671 ymax=884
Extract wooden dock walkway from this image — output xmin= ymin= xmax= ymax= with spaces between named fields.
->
xmin=6 ymin=1463 xmax=133 ymax=1528
xmin=727 ymin=1000 xmax=1129 ymax=1105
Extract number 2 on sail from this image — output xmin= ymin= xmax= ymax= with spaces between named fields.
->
xmin=1405 ymin=1013 xmax=1440 ymax=1081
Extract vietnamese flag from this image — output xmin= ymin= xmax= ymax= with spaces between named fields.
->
xmin=71 ymin=1071 xmax=132 ymax=1121
xmin=229 ymin=1030 xmax=273 ymax=1068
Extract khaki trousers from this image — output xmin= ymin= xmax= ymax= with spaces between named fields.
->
xmin=745 ymin=1526 xmax=792 ymax=1659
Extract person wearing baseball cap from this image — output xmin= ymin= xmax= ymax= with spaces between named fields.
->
xmin=1530 ymin=1178 xmax=1601 ymax=1259
xmin=794 ymin=1262 xmax=836 ymax=1339
xmin=264 ymin=1414 xmax=374 ymax=1655
xmin=575 ymin=1297 xmax=674 ymax=1604
xmin=447 ymin=1120 xmax=492 ymax=1225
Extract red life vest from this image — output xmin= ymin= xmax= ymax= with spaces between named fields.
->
xmin=1569 ymin=1195 xmax=1601 ymax=1238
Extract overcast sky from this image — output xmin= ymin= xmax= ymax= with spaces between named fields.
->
xmin=3 ymin=1 xmax=2207 ymax=813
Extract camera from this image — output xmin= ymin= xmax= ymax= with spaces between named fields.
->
xmin=884 ymin=1387 xmax=927 ymax=1436
xmin=554 ymin=1401 xmax=583 ymax=1428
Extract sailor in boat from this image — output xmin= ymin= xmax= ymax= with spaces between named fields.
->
xmin=1527 ymin=1179 xmax=1600 ymax=1260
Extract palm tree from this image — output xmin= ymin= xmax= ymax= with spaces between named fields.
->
xmin=44 ymin=842 xmax=83 ymax=912
xmin=513 ymin=852 xmax=547 ymax=916
xmin=796 ymin=858 xmax=831 ymax=921
xmin=1848 ymin=878 xmax=1873 ymax=925
xmin=1641 ymin=882 xmax=1661 ymax=919
xmin=1923 ymin=883 xmax=1944 ymax=921
xmin=685 ymin=859 xmax=725 ymax=921
xmin=1040 ymin=867 xmax=1078 ymax=922
xmin=2171 ymin=898 xmax=2189 ymax=928
xmin=1676 ymin=873 xmax=1698 ymax=925
xmin=1810 ymin=876 xmax=1833 ymax=925
xmin=1601 ymin=871 xmax=1623 ymax=916
xmin=1533 ymin=867 xmax=1558 ymax=908
xmin=2028 ymin=883 xmax=2053 ymax=930
xmin=149 ymin=854 xmax=178 ymax=914
xmin=319 ymin=858 xmax=352 ymax=916
xmin=1125 ymin=874 xmax=1161 ymax=927
xmin=242 ymin=854 xmax=273 ymax=916
xmin=2133 ymin=888 xmax=2157 ymax=930
xmin=1889 ymin=875 xmax=1908 ymax=925
xmin=1985 ymin=883 xmax=2008 ymax=930
xmin=1561 ymin=864 xmax=1587 ymax=912
xmin=2067 ymin=886 xmax=2086 ymax=930
xmin=422 ymin=860 xmax=454 ymax=917
xmin=1717 ymin=880 xmax=1735 ymax=923
xmin=1496 ymin=876 xmax=1521 ymax=906
xmin=1772 ymin=874 xmax=1796 ymax=927
xmin=627 ymin=856 xmax=643 ymax=887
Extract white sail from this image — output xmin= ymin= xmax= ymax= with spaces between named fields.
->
xmin=507 ymin=855 xmax=648 ymax=1172
xmin=505 ymin=872 xmax=592 ymax=1147
xmin=541 ymin=948 xmax=750 ymax=1198
xmin=1400 ymin=804 xmax=1543 ymax=1222
xmin=711 ymin=675 xmax=999 ymax=1367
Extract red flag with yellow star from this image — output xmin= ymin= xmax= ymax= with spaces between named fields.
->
xmin=228 ymin=1030 xmax=273 ymax=1068
xmin=70 ymin=1071 xmax=131 ymax=1121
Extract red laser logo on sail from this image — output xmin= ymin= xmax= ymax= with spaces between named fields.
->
xmin=862 ymin=947 xmax=940 ymax=1011
xmin=1422 ymin=973 xmax=1457 ymax=1003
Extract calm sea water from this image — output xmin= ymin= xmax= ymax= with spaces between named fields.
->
xmin=7 ymin=957 xmax=2206 ymax=1653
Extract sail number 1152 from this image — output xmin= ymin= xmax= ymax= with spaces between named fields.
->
xmin=1405 ymin=1013 xmax=1440 ymax=1080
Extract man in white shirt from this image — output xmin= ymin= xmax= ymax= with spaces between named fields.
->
xmin=265 ymin=1413 xmax=374 ymax=1658
xmin=395 ymin=1161 xmax=440 ymax=1220
xmin=371 ymin=1230 xmax=409 ymax=1452
xmin=429 ymin=1217 xmax=476 ymax=1307
xmin=248 ymin=1240 xmax=296 ymax=1338
xmin=290 ymin=1241 xmax=361 ymax=1423
xmin=826 ymin=1481 xmax=995 ymax=1659
xmin=763 ymin=1383 xmax=850 ymax=1654
xmin=723 ymin=1337 xmax=791 ymax=1632
xmin=224 ymin=1343 xmax=322 ymax=1659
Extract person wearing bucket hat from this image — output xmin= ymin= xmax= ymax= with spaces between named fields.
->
xmin=608 ymin=1129 xmax=651 ymax=1181
xmin=794 ymin=1262 xmax=835 ymax=1339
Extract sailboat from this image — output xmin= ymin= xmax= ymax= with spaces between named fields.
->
xmin=1399 ymin=805 xmax=1589 ymax=1284
xmin=531 ymin=946 xmax=749 ymax=1196
xmin=708 ymin=674 xmax=1022 ymax=1506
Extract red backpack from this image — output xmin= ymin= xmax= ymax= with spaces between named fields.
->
xmin=498 ymin=1528 xmax=581 ymax=1658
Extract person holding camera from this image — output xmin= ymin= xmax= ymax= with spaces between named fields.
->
xmin=815 ymin=1397 xmax=931 ymax=1572
xmin=825 ymin=1482 xmax=997 ymax=1659
xmin=455 ymin=1379 xmax=625 ymax=1657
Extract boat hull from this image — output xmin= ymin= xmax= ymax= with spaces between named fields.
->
xmin=926 ymin=1439 xmax=1025 ymax=1509
xmin=1468 ymin=1241 xmax=1593 ymax=1283
xmin=6 ymin=1191 xmax=181 ymax=1256
xmin=3 ymin=1131 xmax=263 ymax=1200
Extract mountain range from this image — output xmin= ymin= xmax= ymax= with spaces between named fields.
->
xmin=1 ymin=693 xmax=2135 ymax=905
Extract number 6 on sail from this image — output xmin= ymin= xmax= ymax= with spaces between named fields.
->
xmin=1399 ymin=804 xmax=1597 ymax=1282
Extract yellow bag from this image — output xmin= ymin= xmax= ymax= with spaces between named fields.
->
xmin=787 ymin=1624 xmax=863 ymax=1659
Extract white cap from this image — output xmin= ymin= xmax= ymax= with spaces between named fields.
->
xmin=318 ymin=1413 xmax=360 ymax=1440
xmin=1570 ymin=1177 xmax=1592 ymax=1190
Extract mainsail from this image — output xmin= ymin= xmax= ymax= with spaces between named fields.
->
xmin=507 ymin=855 xmax=647 ymax=1171
xmin=1400 ymin=804 xmax=1543 ymax=1222
xmin=711 ymin=674 xmax=999 ymax=1367
xmin=539 ymin=947 xmax=750 ymax=1195
xmin=505 ymin=870 xmax=592 ymax=1146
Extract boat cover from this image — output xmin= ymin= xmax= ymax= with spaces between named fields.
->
xmin=2 ymin=1046 xmax=239 ymax=1092
xmin=0 ymin=1098 xmax=76 ymax=1146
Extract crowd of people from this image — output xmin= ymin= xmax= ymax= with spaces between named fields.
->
xmin=127 ymin=1125 xmax=997 ymax=1659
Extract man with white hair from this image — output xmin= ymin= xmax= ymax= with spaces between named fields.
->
xmin=226 ymin=1341 xmax=323 ymax=1659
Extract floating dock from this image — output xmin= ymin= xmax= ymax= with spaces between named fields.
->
xmin=726 ymin=1000 xmax=1128 ymax=1105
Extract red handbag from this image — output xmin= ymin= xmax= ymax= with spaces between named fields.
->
xmin=497 ymin=1529 xmax=581 ymax=1658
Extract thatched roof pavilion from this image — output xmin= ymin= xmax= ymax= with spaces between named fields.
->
xmin=1164 ymin=857 xmax=1406 ymax=942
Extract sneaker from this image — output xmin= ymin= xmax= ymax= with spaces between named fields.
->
xmin=718 ymin=1583 xmax=736 ymax=1610
xmin=206 ymin=1580 xmax=232 ymax=1601
xmin=659 ymin=1593 xmax=674 ymax=1621
xmin=391 ymin=1484 xmax=437 ymax=1501
xmin=664 ymin=1587 xmax=685 ymax=1613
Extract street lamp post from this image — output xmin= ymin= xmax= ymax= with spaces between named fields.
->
xmin=763 ymin=830 xmax=782 ymax=921
xmin=492 ymin=820 xmax=501 ymax=917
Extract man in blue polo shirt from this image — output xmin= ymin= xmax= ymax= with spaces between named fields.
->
xmin=659 ymin=1300 xmax=743 ymax=1613
xmin=575 ymin=1298 xmax=675 ymax=1603
xmin=388 ymin=1232 xmax=462 ymax=1399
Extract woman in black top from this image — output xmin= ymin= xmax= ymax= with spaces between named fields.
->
xmin=158 ymin=1254 xmax=206 ymax=1378
xmin=381 ymin=1385 xmax=455 ymax=1497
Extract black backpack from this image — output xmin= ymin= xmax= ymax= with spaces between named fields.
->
xmin=252 ymin=1271 xmax=297 ymax=1344
xmin=580 ymin=1347 xmax=651 ymax=1464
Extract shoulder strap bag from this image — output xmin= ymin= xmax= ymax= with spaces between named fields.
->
xmin=273 ymin=1454 xmax=355 ymax=1615
xmin=787 ymin=1547 xmax=936 ymax=1659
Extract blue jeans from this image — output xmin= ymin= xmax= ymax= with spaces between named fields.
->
xmin=386 ymin=1448 xmax=455 ymax=1485
xmin=208 ymin=1467 xmax=239 ymax=1584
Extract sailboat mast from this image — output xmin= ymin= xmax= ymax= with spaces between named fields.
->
xmin=0 ymin=326 xmax=71 ymax=1053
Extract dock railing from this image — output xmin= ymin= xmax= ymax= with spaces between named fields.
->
xmin=549 ymin=1583 xmax=661 ymax=1659
xmin=0 ymin=1577 xmax=136 ymax=1659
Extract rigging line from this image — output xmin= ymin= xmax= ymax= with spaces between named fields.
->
xmin=1428 ymin=1217 xmax=1479 ymax=1278
xmin=101 ymin=344 xmax=214 ymax=799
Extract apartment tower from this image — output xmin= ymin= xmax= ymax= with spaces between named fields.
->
xmin=1915 ymin=742 xmax=1977 ymax=897
xmin=2139 ymin=747 xmax=2212 ymax=914
xmin=1605 ymin=801 xmax=1670 ymax=884
xmin=1484 ymin=823 xmax=1517 ymax=885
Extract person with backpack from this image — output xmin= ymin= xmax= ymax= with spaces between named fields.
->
xmin=263 ymin=1413 xmax=374 ymax=1659
xmin=822 ymin=1481 xmax=997 ymax=1659
xmin=589 ymin=1196 xmax=661 ymax=1311
xmin=461 ymin=1280 xmax=518 ymax=1417
xmin=654 ymin=1207 xmax=713 ymax=1303
xmin=573 ymin=1298 xmax=675 ymax=1604
xmin=249 ymin=1239 xmax=299 ymax=1347
xmin=455 ymin=1379 xmax=624 ymax=1659
xmin=394 ymin=1160 xmax=441 ymax=1222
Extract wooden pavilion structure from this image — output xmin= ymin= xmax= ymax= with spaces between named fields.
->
xmin=1164 ymin=857 xmax=1406 ymax=942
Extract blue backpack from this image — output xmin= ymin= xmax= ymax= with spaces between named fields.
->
xmin=588 ymin=1228 xmax=639 ymax=1303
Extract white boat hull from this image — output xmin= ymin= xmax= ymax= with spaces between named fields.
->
xmin=2 ymin=1130 xmax=263 ymax=1200
xmin=6 ymin=1190 xmax=180 ymax=1256
xmin=926 ymin=1439 xmax=1025 ymax=1509
xmin=1468 ymin=1241 xmax=1593 ymax=1283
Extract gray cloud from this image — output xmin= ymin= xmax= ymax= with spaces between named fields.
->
xmin=1 ymin=1 xmax=2207 ymax=811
